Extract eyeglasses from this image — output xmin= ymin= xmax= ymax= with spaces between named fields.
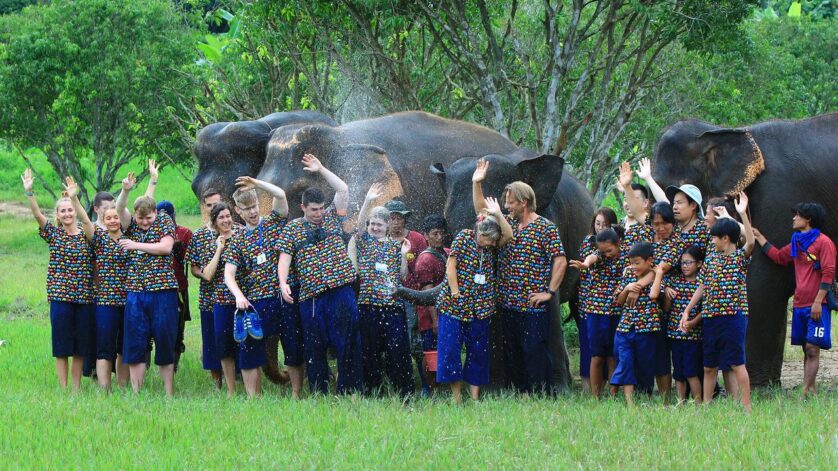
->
xmin=681 ymin=260 xmax=697 ymax=266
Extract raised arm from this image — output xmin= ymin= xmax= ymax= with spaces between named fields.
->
xmin=235 ymin=176 xmax=289 ymax=216
xmin=144 ymin=159 xmax=159 ymax=199
xmin=636 ymin=157 xmax=668 ymax=203
xmin=302 ymin=153 xmax=348 ymax=215
xmin=21 ymin=169 xmax=47 ymax=229
xmin=195 ymin=236 xmax=226 ymax=282
xmin=484 ymin=196 xmax=512 ymax=247
xmin=399 ymin=238 xmax=411 ymax=281
xmin=357 ymin=183 xmax=384 ymax=233
xmin=472 ymin=158 xmax=489 ymax=215
xmin=619 ymin=161 xmax=647 ymax=223
xmin=735 ymin=192 xmax=754 ymax=257
xmin=115 ymin=172 xmax=137 ymax=229
xmin=64 ymin=177 xmax=95 ymax=240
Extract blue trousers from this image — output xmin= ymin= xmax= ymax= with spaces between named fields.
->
xmin=359 ymin=304 xmax=414 ymax=396
xmin=95 ymin=305 xmax=124 ymax=362
xmin=123 ymin=290 xmax=178 ymax=365
xmin=50 ymin=301 xmax=94 ymax=358
xmin=436 ymin=314 xmax=490 ymax=385
xmin=299 ymin=284 xmax=363 ymax=395
xmin=279 ymin=286 xmax=305 ymax=367
xmin=501 ymin=307 xmax=554 ymax=394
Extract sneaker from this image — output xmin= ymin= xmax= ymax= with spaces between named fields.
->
xmin=233 ymin=310 xmax=247 ymax=343
xmin=245 ymin=308 xmax=264 ymax=340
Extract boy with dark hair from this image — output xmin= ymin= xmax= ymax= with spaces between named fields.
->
xmin=683 ymin=192 xmax=754 ymax=412
xmin=753 ymin=202 xmax=835 ymax=398
xmin=610 ymin=242 xmax=662 ymax=406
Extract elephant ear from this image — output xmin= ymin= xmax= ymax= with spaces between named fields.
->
xmin=696 ymin=128 xmax=765 ymax=196
xmin=511 ymin=154 xmax=565 ymax=211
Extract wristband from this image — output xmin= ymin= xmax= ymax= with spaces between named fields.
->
xmin=24 ymin=190 xmax=34 ymax=197
xmin=547 ymin=288 xmax=556 ymax=296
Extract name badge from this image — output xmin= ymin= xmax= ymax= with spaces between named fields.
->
xmin=375 ymin=262 xmax=388 ymax=273
xmin=473 ymin=274 xmax=486 ymax=285
xmin=256 ymin=253 xmax=267 ymax=265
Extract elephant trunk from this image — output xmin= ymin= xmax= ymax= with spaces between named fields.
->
xmin=262 ymin=335 xmax=290 ymax=384
xmin=392 ymin=282 xmax=444 ymax=305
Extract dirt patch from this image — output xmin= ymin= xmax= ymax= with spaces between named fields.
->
xmin=0 ymin=200 xmax=35 ymax=218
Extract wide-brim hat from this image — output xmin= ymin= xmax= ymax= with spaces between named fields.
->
xmin=665 ymin=184 xmax=705 ymax=218
xmin=384 ymin=200 xmax=412 ymax=217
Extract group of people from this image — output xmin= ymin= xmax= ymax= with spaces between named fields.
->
xmin=23 ymin=152 xmax=834 ymax=409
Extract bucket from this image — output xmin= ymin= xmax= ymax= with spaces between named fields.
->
xmin=423 ymin=350 xmax=438 ymax=372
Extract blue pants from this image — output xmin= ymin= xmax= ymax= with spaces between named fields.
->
xmin=671 ymin=338 xmax=703 ymax=381
xmin=213 ymin=304 xmax=238 ymax=360
xmin=587 ymin=314 xmax=619 ymax=357
xmin=611 ymin=329 xmax=656 ymax=387
xmin=50 ymin=301 xmax=94 ymax=358
xmin=577 ymin=314 xmax=591 ymax=378
xmin=123 ymin=290 xmax=178 ymax=365
xmin=299 ymin=284 xmax=363 ymax=395
xmin=791 ymin=306 xmax=832 ymax=350
xmin=501 ymin=307 xmax=554 ymax=394
xmin=199 ymin=309 xmax=221 ymax=371
xmin=653 ymin=329 xmax=671 ymax=376
xmin=421 ymin=329 xmax=437 ymax=351
xmin=236 ymin=297 xmax=278 ymax=370
xmin=703 ymin=313 xmax=747 ymax=370
xmin=95 ymin=305 xmax=124 ymax=362
xmin=359 ymin=304 xmax=414 ymax=396
xmin=436 ymin=314 xmax=490 ymax=386
xmin=279 ymin=286 xmax=305 ymax=367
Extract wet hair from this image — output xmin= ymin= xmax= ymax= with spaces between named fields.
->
xmin=589 ymin=207 xmax=618 ymax=235
xmin=595 ymin=227 xmax=620 ymax=245
xmin=92 ymin=191 xmax=114 ymax=209
xmin=707 ymin=197 xmax=739 ymax=222
xmin=630 ymin=183 xmax=650 ymax=200
xmin=709 ymin=218 xmax=741 ymax=242
xmin=650 ymin=201 xmax=676 ymax=224
xmin=133 ymin=196 xmax=157 ymax=216
xmin=201 ymin=187 xmax=221 ymax=202
xmin=612 ymin=224 xmax=626 ymax=241
xmin=422 ymin=214 xmax=447 ymax=234
xmin=302 ymin=187 xmax=325 ymax=206
xmin=682 ymin=245 xmax=706 ymax=263
xmin=210 ymin=202 xmax=232 ymax=230
xmin=232 ymin=187 xmax=258 ymax=208
xmin=476 ymin=215 xmax=502 ymax=242
xmin=368 ymin=206 xmax=390 ymax=225
xmin=504 ymin=181 xmax=537 ymax=210
xmin=628 ymin=241 xmax=654 ymax=260
xmin=792 ymin=202 xmax=826 ymax=230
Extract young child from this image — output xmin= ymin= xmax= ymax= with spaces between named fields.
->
xmin=435 ymin=197 xmax=512 ymax=404
xmin=682 ymin=192 xmax=754 ymax=412
xmin=659 ymin=245 xmax=705 ymax=404
xmin=610 ymin=242 xmax=663 ymax=405
xmin=570 ymin=226 xmax=625 ymax=398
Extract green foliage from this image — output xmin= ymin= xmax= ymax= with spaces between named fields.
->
xmin=0 ymin=0 xmax=35 ymax=15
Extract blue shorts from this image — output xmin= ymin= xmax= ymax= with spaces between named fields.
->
xmin=50 ymin=301 xmax=94 ymax=358
xmin=436 ymin=314 xmax=490 ymax=386
xmin=123 ymin=290 xmax=179 ymax=365
xmin=653 ymin=329 xmax=671 ymax=376
xmin=213 ymin=303 xmax=238 ymax=360
xmin=236 ymin=297 xmax=278 ymax=370
xmin=95 ymin=305 xmax=124 ymax=361
xmin=420 ymin=329 xmax=437 ymax=352
xmin=702 ymin=313 xmax=747 ymax=370
xmin=199 ymin=309 xmax=221 ymax=371
xmin=577 ymin=314 xmax=591 ymax=378
xmin=670 ymin=338 xmax=703 ymax=381
xmin=587 ymin=314 xmax=619 ymax=357
xmin=791 ymin=306 xmax=832 ymax=350
xmin=279 ymin=286 xmax=305 ymax=367
xmin=610 ymin=329 xmax=656 ymax=387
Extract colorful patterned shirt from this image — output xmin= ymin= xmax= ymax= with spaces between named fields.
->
xmin=355 ymin=233 xmax=402 ymax=306
xmin=699 ymin=248 xmax=750 ymax=318
xmin=224 ymin=211 xmax=287 ymax=302
xmin=584 ymin=248 xmax=626 ymax=317
xmin=276 ymin=205 xmax=356 ymax=302
xmin=665 ymin=273 xmax=702 ymax=340
xmin=214 ymin=227 xmax=244 ymax=306
xmin=677 ymin=219 xmax=710 ymax=255
xmin=436 ymin=230 xmax=496 ymax=321
xmin=616 ymin=269 xmax=662 ymax=333
xmin=124 ymin=212 xmax=179 ymax=292
xmin=576 ymin=237 xmax=596 ymax=316
xmin=186 ymin=225 xmax=216 ymax=311
xmin=498 ymin=215 xmax=565 ymax=313
xmin=39 ymin=222 xmax=94 ymax=303
xmin=91 ymin=227 xmax=129 ymax=306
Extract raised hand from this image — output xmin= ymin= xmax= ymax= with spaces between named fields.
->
xmin=148 ymin=159 xmax=159 ymax=181
xmin=235 ymin=176 xmax=258 ymax=190
xmin=734 ymin=191 xmax=749 ymax=214
xmin=618 ymin=161 xmax=633 ymax=188
xmin=216 ymin=235 xmax=226 ymax=250
xmin=365 ymin=182 xmax=384 ymax=201
xmin=21 ymin=168 xmax=34 ymax=193
xmin=752 ymin=227 xmax=767 ymax=245
xmin=63 ymin=176 xmax=79 ymax=199
xmin=637 ymin=157 xmax=652 ymax=180
xmin=472 ymin=158 xmax=489 ymax=183
xmin=713 ymin=205 xmax=732 ymax=220
xmin=301 ymin=153 xmax=323 ymax=173
xmin=484 ymin=196 xmax=502 ymax=215
xmin=122 ymin=172 xmax=137 ymax=191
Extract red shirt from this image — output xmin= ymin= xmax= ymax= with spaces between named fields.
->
xmin=765 ymin=233 xmax=836 ymax=307
xmin=173 ymin=225 xmax=193 ymax=292
xmin=400 ymin=230 xmax=429 ymax=289
xmin=415 ymin=247 xmax=450 ymax=332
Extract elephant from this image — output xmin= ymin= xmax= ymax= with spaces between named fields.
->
xmin=429 ymin=150 xmax=596 ymax=390
xmin=650 ymin=112 xmax=838 ymax=387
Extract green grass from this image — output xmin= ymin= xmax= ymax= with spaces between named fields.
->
xmin=2 ymin=214 xmax=838 ymax=467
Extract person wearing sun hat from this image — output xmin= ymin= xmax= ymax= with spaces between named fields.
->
xmin=664 ymin=184 xmax=711 ymax=255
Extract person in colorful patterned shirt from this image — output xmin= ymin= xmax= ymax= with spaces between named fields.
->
xmin=660 ymin=245 xmax=705 ymax=404
xmin=156 ymin=200 xmax=193 ymax=373
xmin=753 ymin=202 xmax=835 ymax=399
xmin=682 ymin=192 xmax=754 ymax=413
xmin=223 ymin=176 xmax=296 ymax=398
xmin=570 ymin=226 xmax=625 ymax=398
xmin=22 ymin=170 xmax=94 ymax=394
xmin=64 ymin=177 xmax=130 ymax=391
xmin=115 ymin=173 xmax=179 ymax=396
xmin=185 ymin=188 xmax=225 ymax=389
xmin=472 ymin=159 xmax=567 ymax=396
xmin=572 ymin=207 xmax=618 ymax=393
xmin=348 ymin=183 xmax=414 ymax=397
xmin=278 ymin=154 xmax=361 ymax=396
xmin=436 ymin=197 xmax=512 ymax=404
xmin=611 ymin=242 xmax=662 ymax=406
